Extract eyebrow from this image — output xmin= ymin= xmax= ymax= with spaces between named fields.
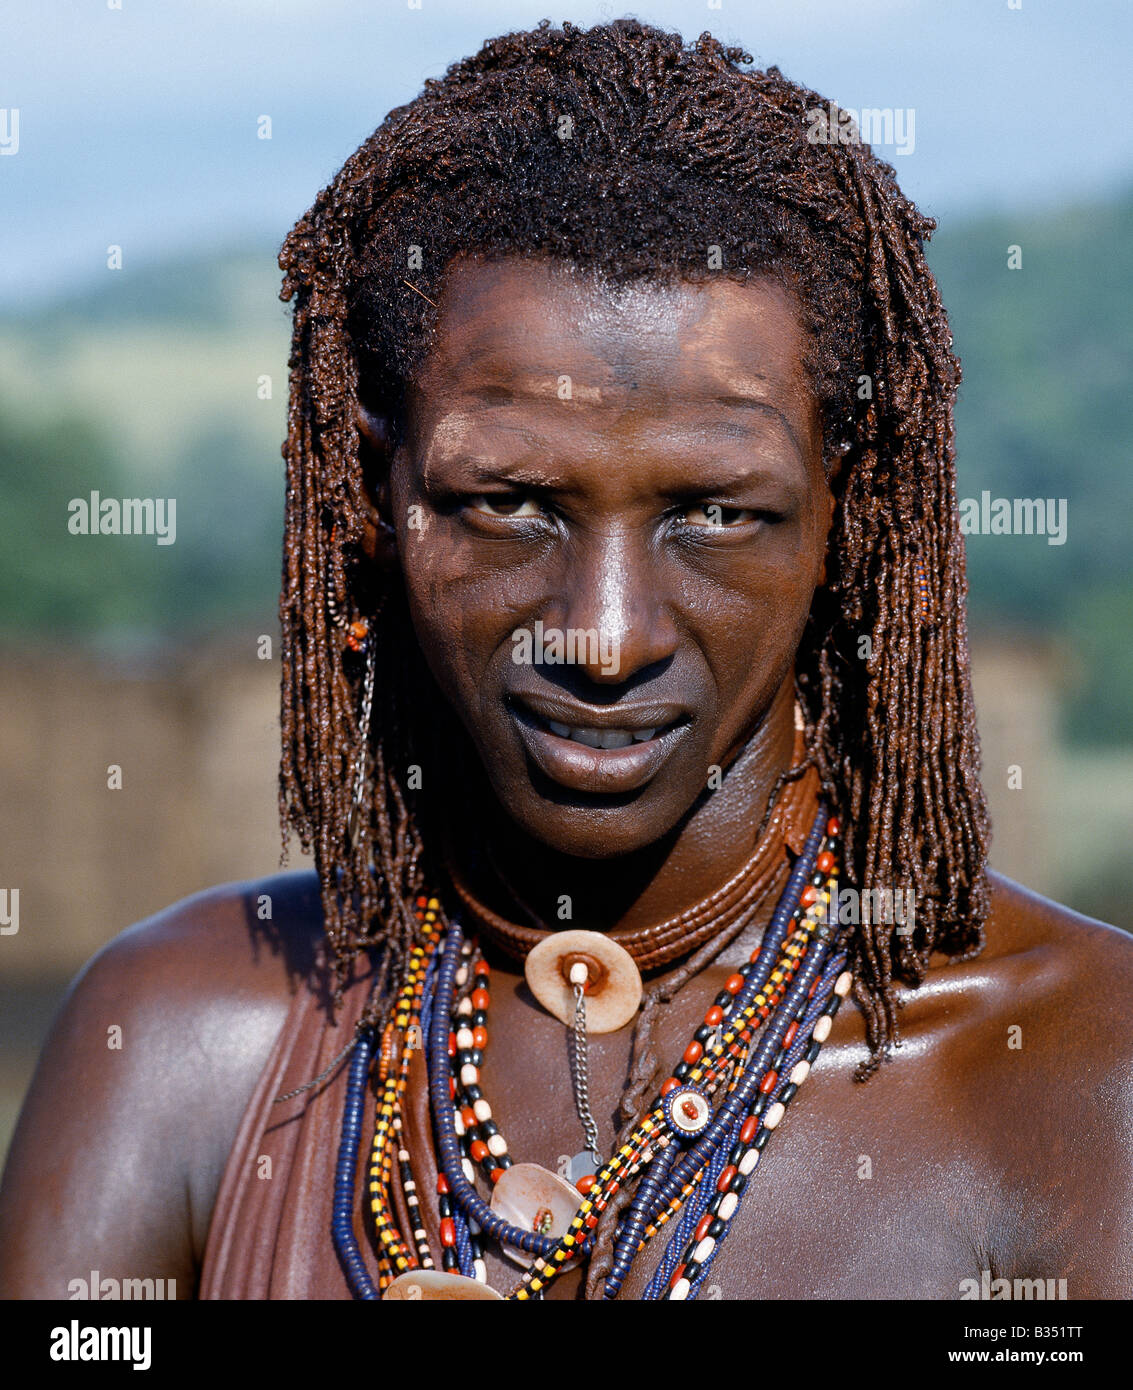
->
xmin=461 ymin=380 xmax=805 ymax=452
xmin=460 ymin=460 xmax=570 ymax=489
xmin=704 ymin=395 xmax=806 ymax=462
xmin=463 ymin=377 xmax=562 ymax=404
xmin=426 ymin=379 xmax=811 ymax=496
xmin=454 ymin=457 xmax=800 ymax=504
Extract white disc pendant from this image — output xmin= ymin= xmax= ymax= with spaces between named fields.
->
xmin=524 ymin=928 xmax=642 ymax=1033
xmin=490 ymin=1162 xmax=584 ymax=1268
xmin=383 ymin=1270 xmax=502 ymax=1301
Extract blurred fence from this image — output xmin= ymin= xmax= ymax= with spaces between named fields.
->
xmin=1 ymin=633 xmax=1131 ymax=1164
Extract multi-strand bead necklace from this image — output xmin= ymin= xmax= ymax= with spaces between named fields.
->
xmin=332 ymin=806 xmax=850 ymax=1299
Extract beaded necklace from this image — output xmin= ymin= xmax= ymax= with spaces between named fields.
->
xmin=334 ymin=807 xmax=849 ymax=1300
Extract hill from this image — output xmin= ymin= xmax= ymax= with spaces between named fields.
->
xmin=1 ymin=195 xmax=1130 ymax=743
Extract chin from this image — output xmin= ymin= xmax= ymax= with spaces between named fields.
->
xmin=527 ymin=817 xmax=654 ymax=860
xmin=519 ymin=816 xmax=668 ymax=861
xmin=496 ymin=777 xmax=695 ymax=861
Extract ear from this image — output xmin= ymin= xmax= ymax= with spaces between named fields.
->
xmin=355 ymin=402 xmax=398 ymax=570
xmin=817 ymin=448 xmax=845 ymax=589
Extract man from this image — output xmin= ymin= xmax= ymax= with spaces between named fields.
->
xmin=2 ymin=19 xmax=1131 ymax=1300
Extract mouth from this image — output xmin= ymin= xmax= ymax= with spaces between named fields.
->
xmin=544 ymin=720 xmax=663 ymax=749
xmin=507 ymin=693 xmax=691 ymax=795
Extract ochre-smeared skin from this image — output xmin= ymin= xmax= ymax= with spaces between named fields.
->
xmin=2 ymin=261 xmax=1130 ymax=1300
xmin=3 ymin=869 xmax=1131 ymax=1299
xmin=376 ymin=259 xmax=831 ymax=924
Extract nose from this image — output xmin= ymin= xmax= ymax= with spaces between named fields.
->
xmin=552 ymin=527 xmax=680 ymax=686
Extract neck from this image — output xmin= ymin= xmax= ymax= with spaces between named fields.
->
xmin=449 ymin=679 xmax=800 ymax=938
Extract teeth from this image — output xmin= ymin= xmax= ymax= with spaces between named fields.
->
xmin=544 ymin=720 xmax=659 ymax=749
xmin=598 ymin=729 xmax=635 ymax=749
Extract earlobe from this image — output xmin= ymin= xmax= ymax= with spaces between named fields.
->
xmin=358 ymin=508 xmax=398 ymax=569
xmin=825 ymin=442 xmax=850 ymax=489
xmin=818 ymin=457 xmax=841 ymax=589
xmin=356 ymin=402 xmax=392 ymax=452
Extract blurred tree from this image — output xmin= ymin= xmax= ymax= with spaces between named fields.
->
xmin=2 ymin=194 xmax=1131 ymax=743
xmin=0 ymin=407 xmax=161 ymax=636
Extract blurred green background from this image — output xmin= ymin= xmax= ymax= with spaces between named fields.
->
xmin=5 ymin=191 xmax=1133 ymax=699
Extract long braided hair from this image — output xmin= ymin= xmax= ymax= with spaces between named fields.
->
xmin=277 ymin=20 xmax=990 ymax=1085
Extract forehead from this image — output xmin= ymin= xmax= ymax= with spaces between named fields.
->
xmin=406 ymin=256 xmax=816 ymax=430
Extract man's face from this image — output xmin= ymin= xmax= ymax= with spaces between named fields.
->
xmin=386 ymin=256 xmax=833 ymax=859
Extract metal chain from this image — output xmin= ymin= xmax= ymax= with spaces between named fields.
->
xmin=347 ymin=638 xmax=377 ymax=847
xmin=570 ymin=983 xmax=603 ymax=1164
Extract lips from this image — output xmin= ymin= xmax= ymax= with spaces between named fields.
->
xmin=507 ymin=692 xmax=690 ymax=795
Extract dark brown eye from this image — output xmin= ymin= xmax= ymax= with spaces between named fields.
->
xmin=682 ymin=503 xmax=758 ymax=527
xmin=468 ymin=493 xmax=542 ymax=518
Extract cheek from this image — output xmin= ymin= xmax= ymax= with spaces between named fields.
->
xmin=392 ymin=467 xmax=557 ymax=670
xmin=396 ymin=518 xmax=535 ymax=719
xmin=694 ymin=523 xmax=824 ymax=716
xmin=398 ymin=536 xmax=479 ymax=701
xmin=391 ymin=472 xmax=469 ymax=678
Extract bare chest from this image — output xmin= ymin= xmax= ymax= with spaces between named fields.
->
xmin=448 ymin=964 xmax=1005 ymax=1300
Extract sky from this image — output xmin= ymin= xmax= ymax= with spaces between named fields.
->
xmin=2 ymin=0 xmax=1132 ymax=307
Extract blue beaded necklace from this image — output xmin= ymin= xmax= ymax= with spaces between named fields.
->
xmin=332 ymin=804 xmax=849 ymax=1299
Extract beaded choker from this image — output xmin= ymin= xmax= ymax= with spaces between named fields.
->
xmin=332 ymin=806 xmax=851 ymax=1300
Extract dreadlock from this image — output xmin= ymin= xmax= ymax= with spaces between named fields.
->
xmin=277 ymin=19 xmax=990 ymax=1082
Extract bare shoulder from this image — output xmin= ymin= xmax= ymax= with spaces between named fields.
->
xmin=929 ymin=871 xmax=1133 ymax=1294
xmin=981 ymin=868 xmax=1133 ymax=1007
xmin=43 ymin=869 xmax=326 ymax=1102
xmin=86 ymin=868 xmax=325 ymax=1000
xmin=45 ymin=867 xmax=328 ymax=1185
xmin=947 ymin=870 xmax=1133 ymax=1082
xmin=907 ymin=870 xmax=1133 ymax=1043
xmin=0 ymin=870 xmax=324 ymax=1297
